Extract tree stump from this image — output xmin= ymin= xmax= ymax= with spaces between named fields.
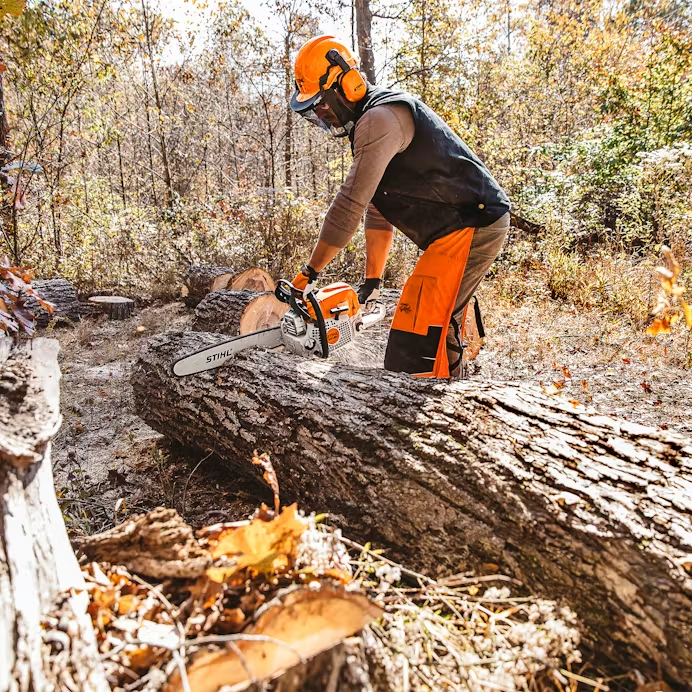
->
xmin=25 ymin=278 xmax=81 ymax=328
xmin=193 ymin=290 xmax=289 ymax=336
xmin=182 ymin=266 xmax=275 ymax=307
xmin=87 ymin=295 xmax=135 ymax=320
xmin=0 ymin=337 xmax=108 ymax=692
xmin=132 ymin=331 xmax=692 ymax=686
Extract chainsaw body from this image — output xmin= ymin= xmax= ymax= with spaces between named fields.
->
xmin=280 ymin=282 xmax=366 ymax=358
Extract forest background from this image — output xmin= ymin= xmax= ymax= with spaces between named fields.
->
xmin=1 ymin=0 xmax=691 ymax=332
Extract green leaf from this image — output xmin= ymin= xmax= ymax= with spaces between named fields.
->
xmin=0 ymin=0 xmax=25 ymax=20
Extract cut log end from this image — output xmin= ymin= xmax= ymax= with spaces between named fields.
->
xmin=193 ymin=290 xmax=288 ymax=336
xmin=230 ymin=267 xmax=275 ymax=293
xmin=88 ymin=296 xmax=135 ymax=320
xmin=239 ymin=292 xmax=287 ymax=333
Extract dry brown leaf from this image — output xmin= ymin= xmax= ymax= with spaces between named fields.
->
xmin=166 ymin=586 xmax=383 ymax=692
xmin=252 ymin=451 xmax=280 ymax=514
xmin=206 ymin=504 xmax=307 ymax=583
xmin=646 ymin=317 xmax=672 ymax=336
xmin=117 ymin=593 xmax=141 ymax=616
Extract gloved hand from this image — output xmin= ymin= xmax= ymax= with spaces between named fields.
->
xmin=292 ymin=264 xmax=319 ymax=295
xmin=357 ymin=278 xmax=382 ymax=305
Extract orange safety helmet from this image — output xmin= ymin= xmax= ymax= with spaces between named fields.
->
xmin=290 ymin=36 xmax=367 ymax=115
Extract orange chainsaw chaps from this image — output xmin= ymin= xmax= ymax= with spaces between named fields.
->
xmin=386 ymin=227 xmax=475 ymax=379
xmin=306 ymin=282 xmax=360 ymax=321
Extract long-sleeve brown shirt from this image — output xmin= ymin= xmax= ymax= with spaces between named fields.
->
xmin=319 ymin=103 xmax=415 ymax=247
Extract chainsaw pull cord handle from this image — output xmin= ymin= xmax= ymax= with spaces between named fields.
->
xmin=275 ymin=279 xmax=329 ymax=358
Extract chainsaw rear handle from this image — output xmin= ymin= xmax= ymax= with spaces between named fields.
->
xmin=275 ymin=279 xmax=329 ymax=359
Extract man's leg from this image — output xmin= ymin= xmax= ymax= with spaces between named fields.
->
xmin=446 ymin=212 xmax=510 ymax=376
xmin=384 ymin=227 xmax=475 ymax=378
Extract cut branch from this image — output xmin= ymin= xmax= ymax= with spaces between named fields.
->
xmin=0 ymin=337 xmax=108 ymax=691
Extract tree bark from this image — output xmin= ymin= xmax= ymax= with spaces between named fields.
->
xmin=132 ymin=331 xmax=692 ymax=686
xmin=0 ymin=338 xmax=108 ymax=692
xmin=26 ymin=278 xmax=82 ymax=328
xmin=355 ymin=0 xmax=376 ymax=84
xmin=182 ymin=266 xmax=276 ymax=308
xmin=193 ymin=289 xmax=288 ymax=336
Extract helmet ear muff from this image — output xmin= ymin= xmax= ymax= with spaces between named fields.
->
xmin=325 ymin=48 xmax=367 ymax=102
xmin=338 ymin=69 xmax=367 ymax=102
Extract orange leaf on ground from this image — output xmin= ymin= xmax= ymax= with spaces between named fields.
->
xmin=206 ymin=504 xmax=307 ymax=583
xmin=646 ymin=317 xmax=671 ymax=336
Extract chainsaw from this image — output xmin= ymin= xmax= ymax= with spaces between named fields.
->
xmin=173 ymin=279 xmax=387 ymax=377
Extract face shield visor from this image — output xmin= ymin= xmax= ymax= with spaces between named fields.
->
xmin=290 ymin=86 xmax=358 ymax=138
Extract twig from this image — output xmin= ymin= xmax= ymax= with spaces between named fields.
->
xmin=557 ymin=668 xmax=609 ymax=690
xmin=181 ymin=450 xmax=214 ymax=519
xmin=173 ymin=650 xmax=192 ymax=692
xmin=339 ymin=535 xmax=438 ymax=586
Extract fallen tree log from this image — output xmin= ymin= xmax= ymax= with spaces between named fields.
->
xmin=182 ymin=266 xmax=275 ymax=307
xmin=193 ymin=289 xmax=288 ymax=335
xmin=26 ymin=278 xmax=81 ymax=327
xmin=132 ymin=331 xmax=692 ymax=685
xmin=0 ymin=337 xmax=108 ymax=692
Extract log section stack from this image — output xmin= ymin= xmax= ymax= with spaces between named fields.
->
xmin=182 ymin=266 xmax=275 ymax=307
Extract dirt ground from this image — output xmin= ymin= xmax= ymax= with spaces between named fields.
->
xmin=50 ymin=284 xmax=691 ymax=539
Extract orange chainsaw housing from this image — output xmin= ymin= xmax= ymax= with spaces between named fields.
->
xmin=306 ymin=282 xmax=360 ymax=321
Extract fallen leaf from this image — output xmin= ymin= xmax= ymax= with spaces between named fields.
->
xmin=252 ymin=451 xmax=280 ymax=514
xmin=641 ymin=382 xmax=652 ymax=393
xmin=167 ymin=587 xmax=382 ymax=692
xmin=646 ymin=317 xmax=671 ymax=336
xmin=206 ymin=504 xmax=307 ymax=583
xmin=117 ymin=593 xmax=140 ymax=616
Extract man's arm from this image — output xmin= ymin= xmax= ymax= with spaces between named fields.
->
xmin=364 ymin=203 xmax=394 ymax=278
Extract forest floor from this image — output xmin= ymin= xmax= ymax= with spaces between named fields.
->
xmin=50 ymin=283 xmax=692 ymax=539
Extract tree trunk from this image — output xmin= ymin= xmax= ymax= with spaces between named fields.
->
xmin=132 ymin=331 xmax=692 ymax=686
xmin=193 ymin=289 xmax=288 ymax=336
xmin=0 ymin=338 xmax=108 ymax=692
xmin=182 ymin=266 xmax=276 ymax=308
xmin=26 ymin=278 xmax=82 ymax=328
xmin=87 ymin=295 xmax=135 ymax=320
xmin=355 ymin=0 xmax=376 ymax=84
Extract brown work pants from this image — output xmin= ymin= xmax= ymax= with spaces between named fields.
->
xmin=384 ymin=212 xmax=509 ymax=378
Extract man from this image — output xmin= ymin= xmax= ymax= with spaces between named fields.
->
xmin=290 ymin=35 xmax=510 ymax=379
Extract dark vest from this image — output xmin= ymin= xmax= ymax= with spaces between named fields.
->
xmin=351 ymin=87 xmax=511 ymax=250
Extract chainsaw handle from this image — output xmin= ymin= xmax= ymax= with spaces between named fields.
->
xmin=361 ymin=301 xmax=386 ymax=329
xmin=306 ymin=291 xmax=329 ymax=359
xmin=275 ymin=279 xmax=312 ymax=323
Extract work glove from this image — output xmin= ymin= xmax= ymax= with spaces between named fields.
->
xmin=357 ymin=278 xmax=382 ymax=305
xmin=292 ymin=264 xmax=319 ymax=296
